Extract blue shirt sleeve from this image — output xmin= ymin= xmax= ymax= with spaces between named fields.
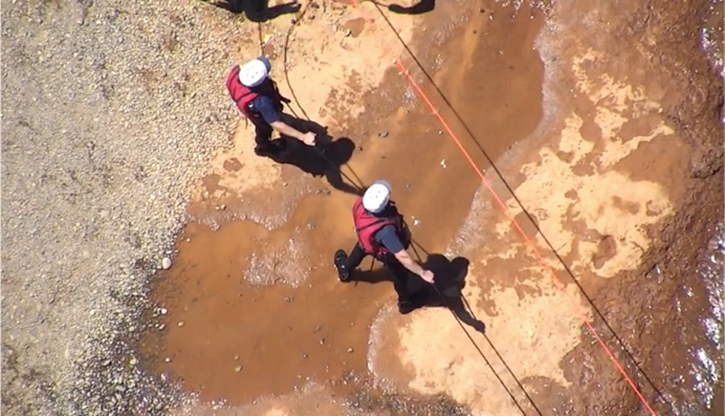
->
xmin=252 ymin=95 xmax=281 ymax=124
xmin=375 ymin=225 xmax=405 ymax=254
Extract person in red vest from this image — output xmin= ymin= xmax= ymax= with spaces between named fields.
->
xmin=334 ymin=180 xmax=435 ymax=314
xmin=226 ymin=57 xmax=316 ymax=156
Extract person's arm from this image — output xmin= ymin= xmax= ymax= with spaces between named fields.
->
xmin=256 ymin=95 xmax=316 ymax=146
xmin=270 ymin=121 xmax=316 ymax=146
xmin=378 ymin=226 xmax=434 ymax=283
xmin=392 ymin=249 xmax=434 ymax=283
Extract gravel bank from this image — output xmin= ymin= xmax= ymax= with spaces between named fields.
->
xmin=1 ymin=0 xmax=258 ymax=413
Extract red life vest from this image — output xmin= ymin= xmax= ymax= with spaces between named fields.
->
xmin=226 ymin=65 xmax=283 ymax=120
xmin=353 ymin=197 xmax=409 ymax=259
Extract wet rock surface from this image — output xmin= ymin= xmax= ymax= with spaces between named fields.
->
xmin=2 ymin=0 xmax=722 ymax=415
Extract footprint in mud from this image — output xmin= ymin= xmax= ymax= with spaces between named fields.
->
xmin=223 ymin=157 xmax=243 ymax=172
xmin=592 ymin=235 xmax=617 ymax=269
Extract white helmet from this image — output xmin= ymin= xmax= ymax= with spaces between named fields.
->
xmin=238 ymin=59 xmax=269 ymax=87
xmin=363 ymin=180 xmax=391 ymax=214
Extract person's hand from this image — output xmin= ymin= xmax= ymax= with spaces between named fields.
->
xmin=301 ymin=132 xmax=316 ymax=146
xmin=420 ymin=269 xmax=434 ymax=284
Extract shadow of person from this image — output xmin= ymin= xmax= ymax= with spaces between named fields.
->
xmin=387 ymin=0 xmax=435 ymax=15
xmin=421 ymin=254 xmax=485 ymax=333
xmin=207 ymin=0 xmax=300 ymax=22
xmin=349 ymin=252 xmax=485 ymax=333
xmin=264 ymin=114 xmax=363 ymax=196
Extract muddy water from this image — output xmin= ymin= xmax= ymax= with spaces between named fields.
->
xmin=140 ymin=0 xmax=545 ymax=410
xmin=365 ymin=0 xmax=725 ymax=414
xmin=140 ymin=0 xmax=723 ymax=414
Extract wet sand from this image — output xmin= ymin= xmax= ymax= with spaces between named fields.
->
xmin=140 ymin=0 xmax=723 ymax=414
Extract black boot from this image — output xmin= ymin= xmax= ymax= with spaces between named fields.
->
xmin=334 ymin=249 xmax=350 ymax=282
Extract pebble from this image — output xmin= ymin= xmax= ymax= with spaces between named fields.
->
xmin=159 ymin=307 xmax=168 ymax=315
xmin=440 ymin=159 xmax=447 ymax=168
xmin=319 ymin=337 xmax=325 ymax=346
xmin=164 ymin=357 xmax=172 ymax=363
xmin=378 ymin=131 xmax=389 ymax=138
xmin=161 ymin=257 xmax=172 ymax=270
xmin=234 ymin=365 xmax=242 ymax=372
xmin=158 ymin=324 xmax=166 ymax=331
xmin=129 ymin=358 xmax=137 ymax=366
xmin=234 ymin=355 xmax=239 ymax=361
xmin=177 ymin=321 xmax=184 ymax=327
xmin=302 ymin=353 xmax=308 ymax=359
xmin=347 ymin=347 xmax=354 ymax=353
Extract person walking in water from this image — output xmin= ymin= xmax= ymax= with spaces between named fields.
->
xmin=334 ymin=180 xmax=434 ymax=314
xmin=226 ymin=57 xmax=316 ymax=156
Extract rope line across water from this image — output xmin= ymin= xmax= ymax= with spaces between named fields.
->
xmin=341 ymin=1 xmax=659 ymax=414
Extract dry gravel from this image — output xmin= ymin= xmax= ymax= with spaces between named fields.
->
xmin=1 ymin=0 xmax=263 ymax=413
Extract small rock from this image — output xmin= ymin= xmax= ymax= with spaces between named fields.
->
xmin=219 ymin=204 xmax=226 ymax=211
xmin=234 ymin=355 xmax=240 ymax=361
xmin=440 ymin=159 xmax=447 ymax=168
xmin=158 ymin=324 xmax=166 ymax=331
xmin=161 ymin=257 xmax=172 ymax=270
xmin=302 ymin=353 xmax=308 ymax=359
xmin=479 ymin=7 xmax=485 ymax=12
xmin=319 ymin=337 xmax=325 ymax=346
xmin=378 ymin=131 xmax=389 ymax=138
xmin=405 ymin=183 xmax=411 ymax=189
xmin=164 ymin=357 xmax=172 ymax=363
xmin=159 ymin=307 xmax=168 ymax=315
xmin=285 ymin=296 xmax=293 ymax=302
xmin=345 ymin=29 xmax=352 ymax=37
xmin=103 ymin=359 xmax=112 ymax=367
xmin=129 ymin=358 xmax=138 ymax=366
xmin=234 ymin=365 xmax=242 ymax=372
xmin=177 ymin=321 xmax=184 ymax=327
xmin=438 ymin=130 xmax=443 ymax=135
xmin=347 ymin=347 xmax=354 ymax=353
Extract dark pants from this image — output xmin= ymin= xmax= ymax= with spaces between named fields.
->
xmin=252 ymin=119 xmax=274 ymax=145
xmin=345 ymin=242 xmax=411 ymax=302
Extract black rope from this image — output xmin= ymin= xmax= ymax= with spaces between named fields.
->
xmin=370 ymin=3 xmax=669 ymax=407
xmin=407 ymin=242 xmax=532 ymax=415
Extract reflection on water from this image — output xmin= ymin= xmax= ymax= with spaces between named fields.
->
xmin=700 ymin=0 xmax=724 ymax=75
xmin=690 ymin=224 xmax=724 ymax=411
